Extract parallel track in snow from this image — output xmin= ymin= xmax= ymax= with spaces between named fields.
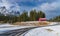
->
xmin=0 ymin=23 xmax=60 ymax=36
xmin=0 ymin=27 xmax=37 ymax=36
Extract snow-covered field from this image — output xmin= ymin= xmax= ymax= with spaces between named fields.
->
xmin=21 ymin=23 xmax=60 ymax=36
xmin=0 ymin=22 xmax=59 ymax=35
xmin=0 ymin=23 xmax=35 ymax=34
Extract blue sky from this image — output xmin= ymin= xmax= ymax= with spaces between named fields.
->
xmin=0 ymin=0 xmax=60 ymax=19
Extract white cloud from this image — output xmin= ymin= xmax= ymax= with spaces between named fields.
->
xmin=40 ymin=3 xmax=56 ymax=11
xmin=33 ymin=0 xmax=60 ymax=19
xmin=0 ymin=0 xmax=20 ymax=11
xmin=40 ymin=2 xmax=60 ymax=11
xmin=33 ymin=1 xmax=60 ymax=12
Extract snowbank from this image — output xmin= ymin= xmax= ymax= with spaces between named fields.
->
xmin=22 ymin=25 xmax=60 ymax=36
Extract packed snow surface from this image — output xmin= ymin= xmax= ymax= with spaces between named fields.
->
xmin=24 ymin=25 xmax=60 ymax=36
xmin=0 ymin=23 xmax=35 ymax=34
xmin=0 ymin=23 xmax=14 ymax=27
xmin=0 ymin=22 xmax=59 ymax=34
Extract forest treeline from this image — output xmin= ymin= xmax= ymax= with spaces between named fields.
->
xmin=49 ymin=16 xmax=60 ymax=22
xmin=0 ymin=10 xmax=45 ymax=23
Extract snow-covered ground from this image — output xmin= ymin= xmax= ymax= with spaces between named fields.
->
xmin=49 ymin=22 xmax=58 ymax=25
xmin=0 ymin=23 xmax=35 ymax=34
xmin=0 ymin=22 xmax=59 ymax=34
xmin=22 ymin=24 xmax=60 ymax=36
xmin=0 ymin=23 xmax=15 ymax=27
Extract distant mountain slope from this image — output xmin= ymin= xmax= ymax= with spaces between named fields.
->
xmin=0 ymin=6 xmax=20 ymax=16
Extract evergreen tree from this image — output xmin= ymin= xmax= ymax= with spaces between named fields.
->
xmin=30 ymin=10 xmax=37 ymax=21
xmin=37 ymin=11 xmax=45 ymax=18
xmin=18 ymin=10 xmax=28 ymax=22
